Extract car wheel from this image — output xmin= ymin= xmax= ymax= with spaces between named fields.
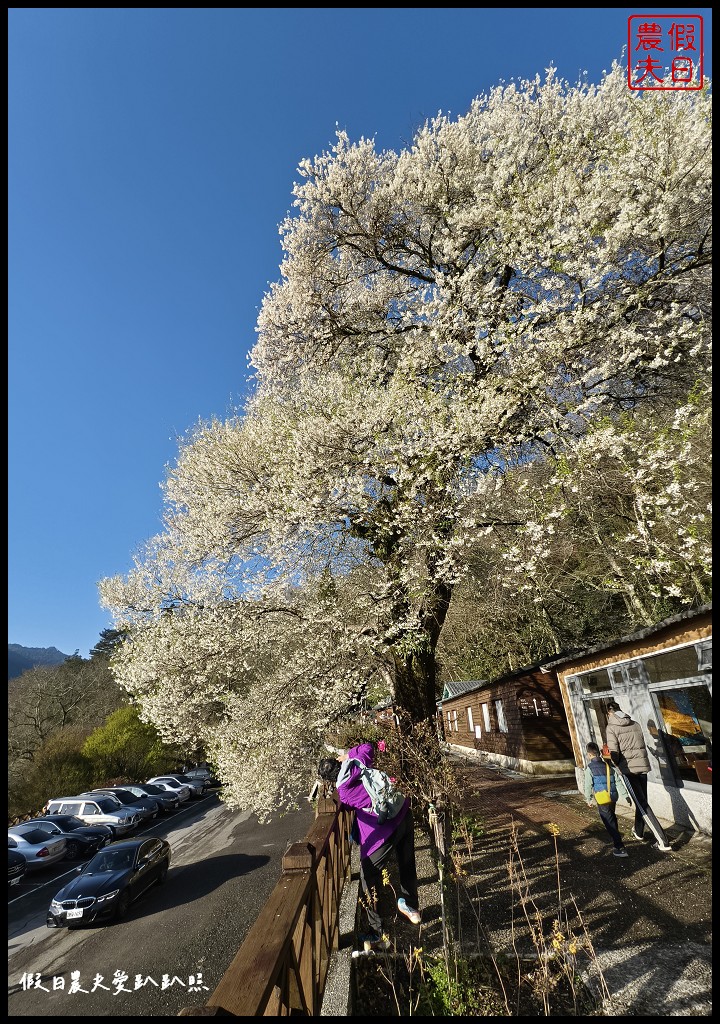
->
xmin=115 ymin=890 xmax=131 ymax=920
xmin=157 ymin=861 xmax=169 ymax=885
xmin=65 ymin=840 xmax=81 ymax=860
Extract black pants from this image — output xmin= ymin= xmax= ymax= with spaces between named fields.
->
xmin=359 ymin=809 xmax=419 ymax=935
xmin=596 ymin=800 xmax=624 ymax=850
xmin=623 ymin=770 xmax=669 ymax=844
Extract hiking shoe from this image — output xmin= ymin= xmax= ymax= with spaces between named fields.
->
xmin=360 ymin=933 xmax=391 ymax=953
xmin=653 ymin=842 xmax=673 ymax=853
xmin=397 ymin=898 xmax=421 ymax=924
xmin=631 ymin=829 xmax=645 ymax=841
xmin=612 ymin=847 xmax=629 ymax=857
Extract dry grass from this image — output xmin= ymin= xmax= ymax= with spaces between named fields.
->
xmin=352 ymin=810 xmax=609 ymax=1016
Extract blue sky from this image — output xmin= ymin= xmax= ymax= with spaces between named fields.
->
xmin=8 ymin=8 xmax=713 ymax=658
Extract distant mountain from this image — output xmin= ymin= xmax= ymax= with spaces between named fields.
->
xmin=8 ymin=644 xmax=71 ymax=681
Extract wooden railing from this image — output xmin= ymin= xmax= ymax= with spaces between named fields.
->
xmin=178 ymin=796 xmax=353 ymax=1016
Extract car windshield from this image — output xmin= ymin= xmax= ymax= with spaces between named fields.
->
xmin=27 ymin=821 xmax=61 ymax=833
xmin=86 ymin=848 xmax=136 ymax=873
xmin=94 ymin=798 xmax=122 ymax=812
xmin=54 ymin=817 xmax=85 ymax=831
xmin=173 ymin=775 xmax=196 ymax=784
xmin=12 ymin=828 xmax=57 ymax=843
xmin=104 ymin=791 xmax=134 ymax=804
xmin=142 ymin=785 xmax=165 ymax=795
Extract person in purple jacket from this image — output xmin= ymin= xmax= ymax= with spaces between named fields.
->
xmin=318 ymin=741 xmax=421 ymax=948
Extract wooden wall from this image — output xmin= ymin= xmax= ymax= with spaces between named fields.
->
xmin=440 ymin=666 xmax=572 ymax=763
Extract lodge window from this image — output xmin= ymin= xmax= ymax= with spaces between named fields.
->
xmin=495 ymin=699 xmax=508 ymax=733
xmin=576 ymin=668 xmax=611 ymax=694
xmin=696 ymin=640 xmax=712 ymax=672
xmin=466 ymin=706 xmax=474 ymax=732
xmin=644 ymin=645 xmax=704 ymax=684
xmin=482 ymin=702 xmax=491 ymax=731
xmin=650 ymin=683 xmax=712 ymax=786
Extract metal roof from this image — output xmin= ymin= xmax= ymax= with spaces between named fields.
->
xmin=440 ymin=679 xmax=489 ymax=701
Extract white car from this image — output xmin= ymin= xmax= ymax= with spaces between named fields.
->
xmin=44 ymin=796 xmax=139 ymax=836
xmin=87 ymin=788 xmax=159 ymax=822
xmin=146 ymin=778 xmax=192 ymax=803
xmin=164 ymin=773 xmax=207 ymax=798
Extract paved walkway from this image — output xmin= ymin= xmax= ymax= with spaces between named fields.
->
xmin=322 ymin=753 xmax=712 ymax=1016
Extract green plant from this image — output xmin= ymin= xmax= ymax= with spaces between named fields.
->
xmin=413 ymin=951 xmax=511 ymax=1016
xmin=451 ymin=811 xmax=486 ymax=846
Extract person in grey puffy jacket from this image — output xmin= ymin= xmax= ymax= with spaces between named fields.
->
xmin=605 ymin=701 xmax=672 ymax=851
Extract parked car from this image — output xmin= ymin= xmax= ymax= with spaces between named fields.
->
xmin=164 ymin=773 xmax=207 ymax=798
xmin=8 ymin=828 xmax=67 ymax=871
xmin=29 ymin=814 xmax=114 ymax=844
xmin=20 ymin=816 xmax=112 ymax=860
xmin=88 ymin=788 xmax=160 ymax=822
xmin=182 ymin=766 xmax=220 ymax=788
xmin=44 ymin=796 xmax=139 ymax=836
xmin=47 ymin=837 xmax=171 ymax=928
xmin=146 ymin=777 xmax=192 ymax=803
xmin=120 ymin=783 xmax=180 ymax=814
xmin=8 ymin=848 xmax=27 ymax=886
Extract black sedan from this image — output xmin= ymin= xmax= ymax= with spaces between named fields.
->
xmin=47 ymin=837 xmax=171 ymax=928
xmin=23 ymin=815 xmax=113 ymax=860
xmin=8 ymin=849 xmax=26 ymax=886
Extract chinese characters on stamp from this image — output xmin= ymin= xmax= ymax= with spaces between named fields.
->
xmin=628 ymin=15 xmax=704 ymax=90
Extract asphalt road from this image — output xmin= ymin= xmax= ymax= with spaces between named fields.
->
xmin=8 ymin=792 xmax=315 ymax=1016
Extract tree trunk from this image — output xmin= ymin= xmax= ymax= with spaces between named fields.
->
xmin=391 ymin=576 xmax=453 ymax=725
xmin=393 ymin=646 xmax=439 ymax=725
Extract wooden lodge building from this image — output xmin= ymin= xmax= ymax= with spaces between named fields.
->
xmin=437 ymin=662 xmax=575 ymax=776
xmin=438 ymin=604 xmax=712 ymax=836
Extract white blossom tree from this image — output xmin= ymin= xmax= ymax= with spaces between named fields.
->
xmin=495 ymin=390 xmax=712 ymax=620
xmin=437 ymin=383 xmax=712 ymax=681
xmin=100 ymin=65 xmax=711 ymax=817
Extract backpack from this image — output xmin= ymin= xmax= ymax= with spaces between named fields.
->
xmin=591 ymin=758 xmax=618 ymax=805
xmin=337 ymin=757 xmax=406 ymax=824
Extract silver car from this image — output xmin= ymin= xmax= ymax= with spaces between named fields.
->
xmin=183 ymin=766 xmax=219 ymax=788
xmin=146 ymin=777 xmax=192 ymax=802
xmin=88 ymin=788 xmax=159 ymax=822
xmin=8 ymin=827 xmax=67 ymax=871
xmin=164 ymin=773 xmax=207 ymax=798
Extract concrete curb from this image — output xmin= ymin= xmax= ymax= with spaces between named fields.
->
xmin=320 ymin=843 xmax=360 ymax=1016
